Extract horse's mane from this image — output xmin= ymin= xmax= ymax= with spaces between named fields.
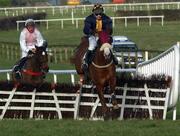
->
xmin=36 ymin=46 xmax=47 ymax=52
xmin=70 ymin=36 xmax=88 ymax=64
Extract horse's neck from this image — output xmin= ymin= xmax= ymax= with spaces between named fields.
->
xmin=25 ymin=57 xmax=40 ymax=71
xmin=93 ymin=49 xmax=111 ymax=65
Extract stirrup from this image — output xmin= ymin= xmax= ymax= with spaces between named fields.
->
xmin=13 ymin=65 xmax=19 ymax=72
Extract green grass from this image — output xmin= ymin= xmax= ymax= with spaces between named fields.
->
xmin=1 ymin=6 xmax=180 ymax=83
xmin=0 ymin=119 xmax=179 ymax=136
xmin=1 ymin=21 xmax=180 ymax=50
xmin=1 ymin=21 xmax=180 ymax=82
xmin=0 ymin=6 xmax=180 ymax=135
xmin=1 ymin=4 xmax=180 ymax=50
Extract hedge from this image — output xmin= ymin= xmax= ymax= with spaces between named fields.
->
xmin=0 ymin=12 xmax=47 ymax=30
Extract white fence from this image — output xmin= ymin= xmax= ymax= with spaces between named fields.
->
xmin=137 ymin=43 xmax=180 ymax=120
xmin=16 ymin=15 xmax=164 ymax=31
xmin=0 ymin=42 xmax=180 ymax=120
xmin=0 ymin=68 xmax=170 ymax=120
xmin=0 ymin=83 xmax=170 ymax=120
xmin=0 ymin=69 xmax=175 ymax=120
xmin=0 ymin=68 xmax=136 ymax=84
xmin=1 ymin=2 xmax=180 ymax=16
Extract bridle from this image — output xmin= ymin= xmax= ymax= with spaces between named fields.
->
xmin=23 ymin=48 xmax=49 ymax=76
xmin=92 ymin=42 xmax=113 ymax=69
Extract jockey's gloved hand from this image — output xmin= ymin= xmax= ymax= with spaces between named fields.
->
xmin=28 ymin=50 xmax=35 ymax=57
xmin=31 ymin=48 xmax=36 ymax=53
xmin=28 ymin=50 xmax=33 ymax=54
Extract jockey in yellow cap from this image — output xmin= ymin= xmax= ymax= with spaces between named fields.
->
xmin=82 ymin=4 xmax=118 ymax=72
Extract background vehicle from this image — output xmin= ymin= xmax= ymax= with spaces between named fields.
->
xmin=112 ymin=36 xmax=144 ymax=68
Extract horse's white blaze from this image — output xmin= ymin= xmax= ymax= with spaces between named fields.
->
xmin=100 ymin=43 xmax=112 ymax=58
xmin=104 ymin=47 xmax=110 ymax=56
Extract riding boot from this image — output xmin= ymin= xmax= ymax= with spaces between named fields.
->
xmin=82 ymin=50 xmax=94 ymax=71
xmin=13 ymin=57 xmax=28 ymax=79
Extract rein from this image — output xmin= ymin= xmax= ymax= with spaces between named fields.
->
xmin=22 ymin=49 xmax=48 ymax=77
xmin=22 ymin=69 xmax=43 ymax=76
xmin=92 ymin=60 xmax=113 ymax=69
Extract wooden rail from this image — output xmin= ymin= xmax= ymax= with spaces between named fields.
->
xmin=16 ymin=16 xmax=164 ymax=31
xmin=0 ymin=84 xmax=170 ymax=120
xmin=1 ymin=2 xmax=180 ymax=16
xmin=0 ymin=43 xmax=163 ymax=66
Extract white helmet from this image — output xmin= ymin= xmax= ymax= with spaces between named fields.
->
xmin=25 ymin=19 xmax=35 ymax=27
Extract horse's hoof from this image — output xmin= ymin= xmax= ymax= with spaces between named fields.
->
xmin=103 ymin=114 xmax=111 ymax=121
xmin=104 ymin=116 xmax=110 ymax=121
xmin=103 ymin=109 xmax=111 ymax=121
xmin=113 ymin=104 xmax=119 ymax=110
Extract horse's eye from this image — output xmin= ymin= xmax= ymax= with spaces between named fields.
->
xmin=42 ymin=51 xmax=45 ymax=56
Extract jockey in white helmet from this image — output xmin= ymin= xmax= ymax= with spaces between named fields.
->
xmin=20 ymin=18 xmax=44 ymax=57
xmin=13 ymin=18 xmax=47 ymax=79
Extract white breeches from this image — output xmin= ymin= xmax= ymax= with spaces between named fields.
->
xmin=88 ymin=35 xmax=99 ymax=51
xmin=21 ymin=45 xmax=36 ymax=58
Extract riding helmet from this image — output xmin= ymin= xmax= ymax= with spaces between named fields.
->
xmin=92 ymin=4 xmax=104 ymax=14
xmin=25 ymin=19 xmax=35 ymax=27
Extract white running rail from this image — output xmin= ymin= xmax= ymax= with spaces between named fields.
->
xmin=1 ymin=42 xmax=180 ymax=120
xmin=137 ymin=42 xmax=180 ymax=120
xmin=1 ymin=2 xmax=180 ymax=12
xmin=16 ymin=16 xmax=164 ymax=31
xmin=0 ymin=85 xmax=170 ymax=120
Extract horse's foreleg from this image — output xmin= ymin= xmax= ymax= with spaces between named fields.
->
xmin=96 ymin=85 xmax=109 ymax=120
xmin=109 ymin=77 xmax=119 ymax=109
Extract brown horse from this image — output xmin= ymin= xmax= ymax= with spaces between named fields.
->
xmin=73 ymin=31 xmax=118 ymax=119
xmin=12 ymin=46 xmax=49 ymax=87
